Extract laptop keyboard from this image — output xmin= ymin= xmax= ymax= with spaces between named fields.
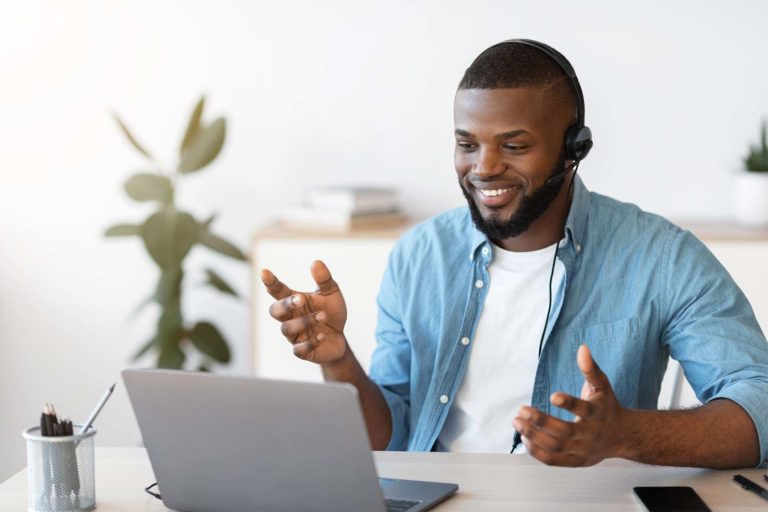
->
xmin=385 ymin=498 xmax=422 ymax=512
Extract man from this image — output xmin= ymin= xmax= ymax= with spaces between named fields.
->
xmin=260 ymin=40 xmax=768 ymax=468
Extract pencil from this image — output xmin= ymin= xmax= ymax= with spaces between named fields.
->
xmin=43 ymin=405 xmax=54 ymax=437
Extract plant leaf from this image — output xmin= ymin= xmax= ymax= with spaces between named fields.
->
xmin=105 ymin=223 xmax=142 ymax=237
xmin=190 ymin=321 xmax=231 ymax=363
xmin=204 ymin=268 xmax=239 ymax=298
xmin=141 ymin=207 xmax=200 ymax=268
xmin=113 ymin=112 xmax=153 ymax=160
xmin=124 ymin=173 xmax=173 ymax=203
xmin=180 ymin=96 xmax=205 ymax=155
xmin=133 ymin=297 xmax=183 ymax=364
xmin=199 ymin=229 xmax=246 ymax=261
xmin=203 ymin=212 xmax=217 ymax=228
xmin=128 ymin=293 xmax=154 ymax=321
xmin=132 ymin=337 xmax=156 ymax=361
xmin=179 ymin=118 xmax=226 ymax=174
xmin=129 ymin=267 xmax=183 ymax=321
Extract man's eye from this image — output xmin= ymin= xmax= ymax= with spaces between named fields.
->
xmin=457 ymin=142 xmax=476 ymax=151
xmin=504 ymin=144 xmax=526 ymax=151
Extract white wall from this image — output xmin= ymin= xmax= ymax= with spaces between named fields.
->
xmin=1 ymin=0 xmax=767 ymax=481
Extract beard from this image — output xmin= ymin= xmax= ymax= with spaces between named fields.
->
xmin=460 ymin=156 xmax=567 ymax=240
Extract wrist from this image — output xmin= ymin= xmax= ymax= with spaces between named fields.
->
xmin=612 ymin=407 xmax=640 ymax=460
xmin=320 ymin=338 xmax=357 ymax=378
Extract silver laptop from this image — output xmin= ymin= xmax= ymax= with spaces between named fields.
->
xmin=122 ymin=369 xmax=458 ymax=512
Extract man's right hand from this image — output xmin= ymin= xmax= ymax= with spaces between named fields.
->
xmin=262 ymin=259 xmax=393 ymax=450
xmin=260 ymin=260 xmax=348 ymax=365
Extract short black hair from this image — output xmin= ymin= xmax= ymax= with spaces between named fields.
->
xmin=458 ymin=41 xmax=577 ymax=122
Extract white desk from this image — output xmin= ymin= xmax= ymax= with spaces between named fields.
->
xmin=0 ymin=448 xmax=766 ymax=511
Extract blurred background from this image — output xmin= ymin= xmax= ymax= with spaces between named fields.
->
xmin=1 ymin=0 xmax=768 ymax=481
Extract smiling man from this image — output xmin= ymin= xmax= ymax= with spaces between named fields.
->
xmin=261 ymin=40 xmax=768 ymax=468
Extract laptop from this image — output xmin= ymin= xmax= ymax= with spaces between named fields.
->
xmin=122 ymin=369 xmax=458 ymax=512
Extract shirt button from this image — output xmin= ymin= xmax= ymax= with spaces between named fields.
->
xmin=439 ymin=395 xmax=449 ymax=404
xmin=481 ymin=247 xmax=489 ymax=255
xmin=475 ymin=280 xmax=484 ymax=288
xmin=461 ymin=337 xmax=470 ymax=346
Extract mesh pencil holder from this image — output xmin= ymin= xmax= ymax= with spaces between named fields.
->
xmin=22 ymin=425 xmax=97 ymax=512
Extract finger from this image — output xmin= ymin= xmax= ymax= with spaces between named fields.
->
xmin=516 ymin=406 xmax=576 ymax=438
xmin=550 ymin=392 xmax=595 ymax=420
xmin=292 ymin=338 xmax=318 ymax=360
xmin=310 ymin=260 xmax=339 ymax=295
xmin=577 ymin=344 xmax=608 ymax=392
xmin=280 ymin=312 xmax=327 ymax=341
xmin=269 ymin=293 xmax=308 ymax=321
xmin=260 ymin=268 xmax=294 ymax=300
xmin=522 ymin=436 xmax=587 ymax=467
xmin=513 ymin=416 xmax=570 ymax=454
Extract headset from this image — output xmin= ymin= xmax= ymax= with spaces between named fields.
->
xmin=480 ymin=39 xmax=594 ymax=186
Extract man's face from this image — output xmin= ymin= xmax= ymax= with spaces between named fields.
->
xmin=454 ymin=87 xmax=571 ymax=241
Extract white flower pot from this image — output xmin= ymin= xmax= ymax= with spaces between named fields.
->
xmin=733 ymin=171 xmax=768 ymax=227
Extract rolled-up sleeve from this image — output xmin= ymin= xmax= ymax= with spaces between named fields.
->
xmin=662 ymin=230 xmax=768 ymax=466
xmin=368 ymin=247 xmax=412 ymax=451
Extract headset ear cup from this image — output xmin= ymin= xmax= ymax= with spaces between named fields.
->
xmin=565 ymin=124 xmax=593 ymax=162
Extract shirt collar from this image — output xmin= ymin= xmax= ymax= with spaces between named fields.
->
xmin=468 ymin=174 xmax=591 ymax=261
xmin=468 ymin=218 xmax=488 ymax=262
xmin=564 ymin=174 xmax=590 ymax=256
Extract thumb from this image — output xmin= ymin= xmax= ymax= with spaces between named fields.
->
xmin=310 ymin=260 xmax=339 ymax=294
xmin=577 ymin=344 xmax=607 ymax=395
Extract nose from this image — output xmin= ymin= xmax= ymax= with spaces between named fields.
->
xmin=472 ymin=147 xmax=505 ymax=178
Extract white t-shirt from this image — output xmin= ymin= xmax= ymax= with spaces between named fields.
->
xmin=437 ymin=240 xmax=565 ymax=453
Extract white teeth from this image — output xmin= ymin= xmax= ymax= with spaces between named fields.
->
xmin=480 ymin=188 xmax=512 ymax=197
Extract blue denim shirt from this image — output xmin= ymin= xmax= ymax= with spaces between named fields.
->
xmin=369 ymin=176 xmax=768 ymax=463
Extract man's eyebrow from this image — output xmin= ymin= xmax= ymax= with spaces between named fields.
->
xmin=495 ymin=129 xmax=530 ymax=140
xmin=454 ymin=129 xmax=531 ymax=139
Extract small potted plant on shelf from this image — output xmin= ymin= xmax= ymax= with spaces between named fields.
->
xmin=734 ymin=120 xmax=768 ymax=227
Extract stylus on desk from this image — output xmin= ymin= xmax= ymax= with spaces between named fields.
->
xmin=733 ymin=474 xmax=768 ymax=502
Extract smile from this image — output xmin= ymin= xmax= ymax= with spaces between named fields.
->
xmin=479 ymin=188 xmax=515 ymax=197
xmin=474 ymin=185 xmax=521 ymax=207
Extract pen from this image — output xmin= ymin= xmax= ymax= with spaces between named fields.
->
xmin=80 ymin=383 xmax=116 ymax=434
xmin=511 ymin=431 xmax=522 ymax=453
xmin=733 ymin=474 xmax=768 ymax=502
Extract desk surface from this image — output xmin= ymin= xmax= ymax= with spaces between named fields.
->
xmin=1 ymin=447 xmax=766 ymax=511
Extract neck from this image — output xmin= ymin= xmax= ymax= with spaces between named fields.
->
xmin=494 ymin=174 xmax=574 ymax=252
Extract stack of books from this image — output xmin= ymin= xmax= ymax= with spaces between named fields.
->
xmin=280 ymin=187 xmax=405 ymax=231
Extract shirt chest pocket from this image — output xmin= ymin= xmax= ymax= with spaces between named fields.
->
xmin=568 ymin=317 xmax=643 ymax=405
xmin=572 ymin=317 xmax=639 ymax=344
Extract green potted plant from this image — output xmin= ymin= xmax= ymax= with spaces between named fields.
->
xmin=735 ymin=120 xmax=768 ymax=226
xmin=106 ymin=95 xmax=247 ymax=370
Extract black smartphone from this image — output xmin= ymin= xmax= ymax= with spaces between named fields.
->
xmin=633 ymin=486 xmax=711 ymax=512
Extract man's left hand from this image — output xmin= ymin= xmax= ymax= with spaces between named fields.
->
xmin=512 ymin=344 xmax=628 ymax=466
